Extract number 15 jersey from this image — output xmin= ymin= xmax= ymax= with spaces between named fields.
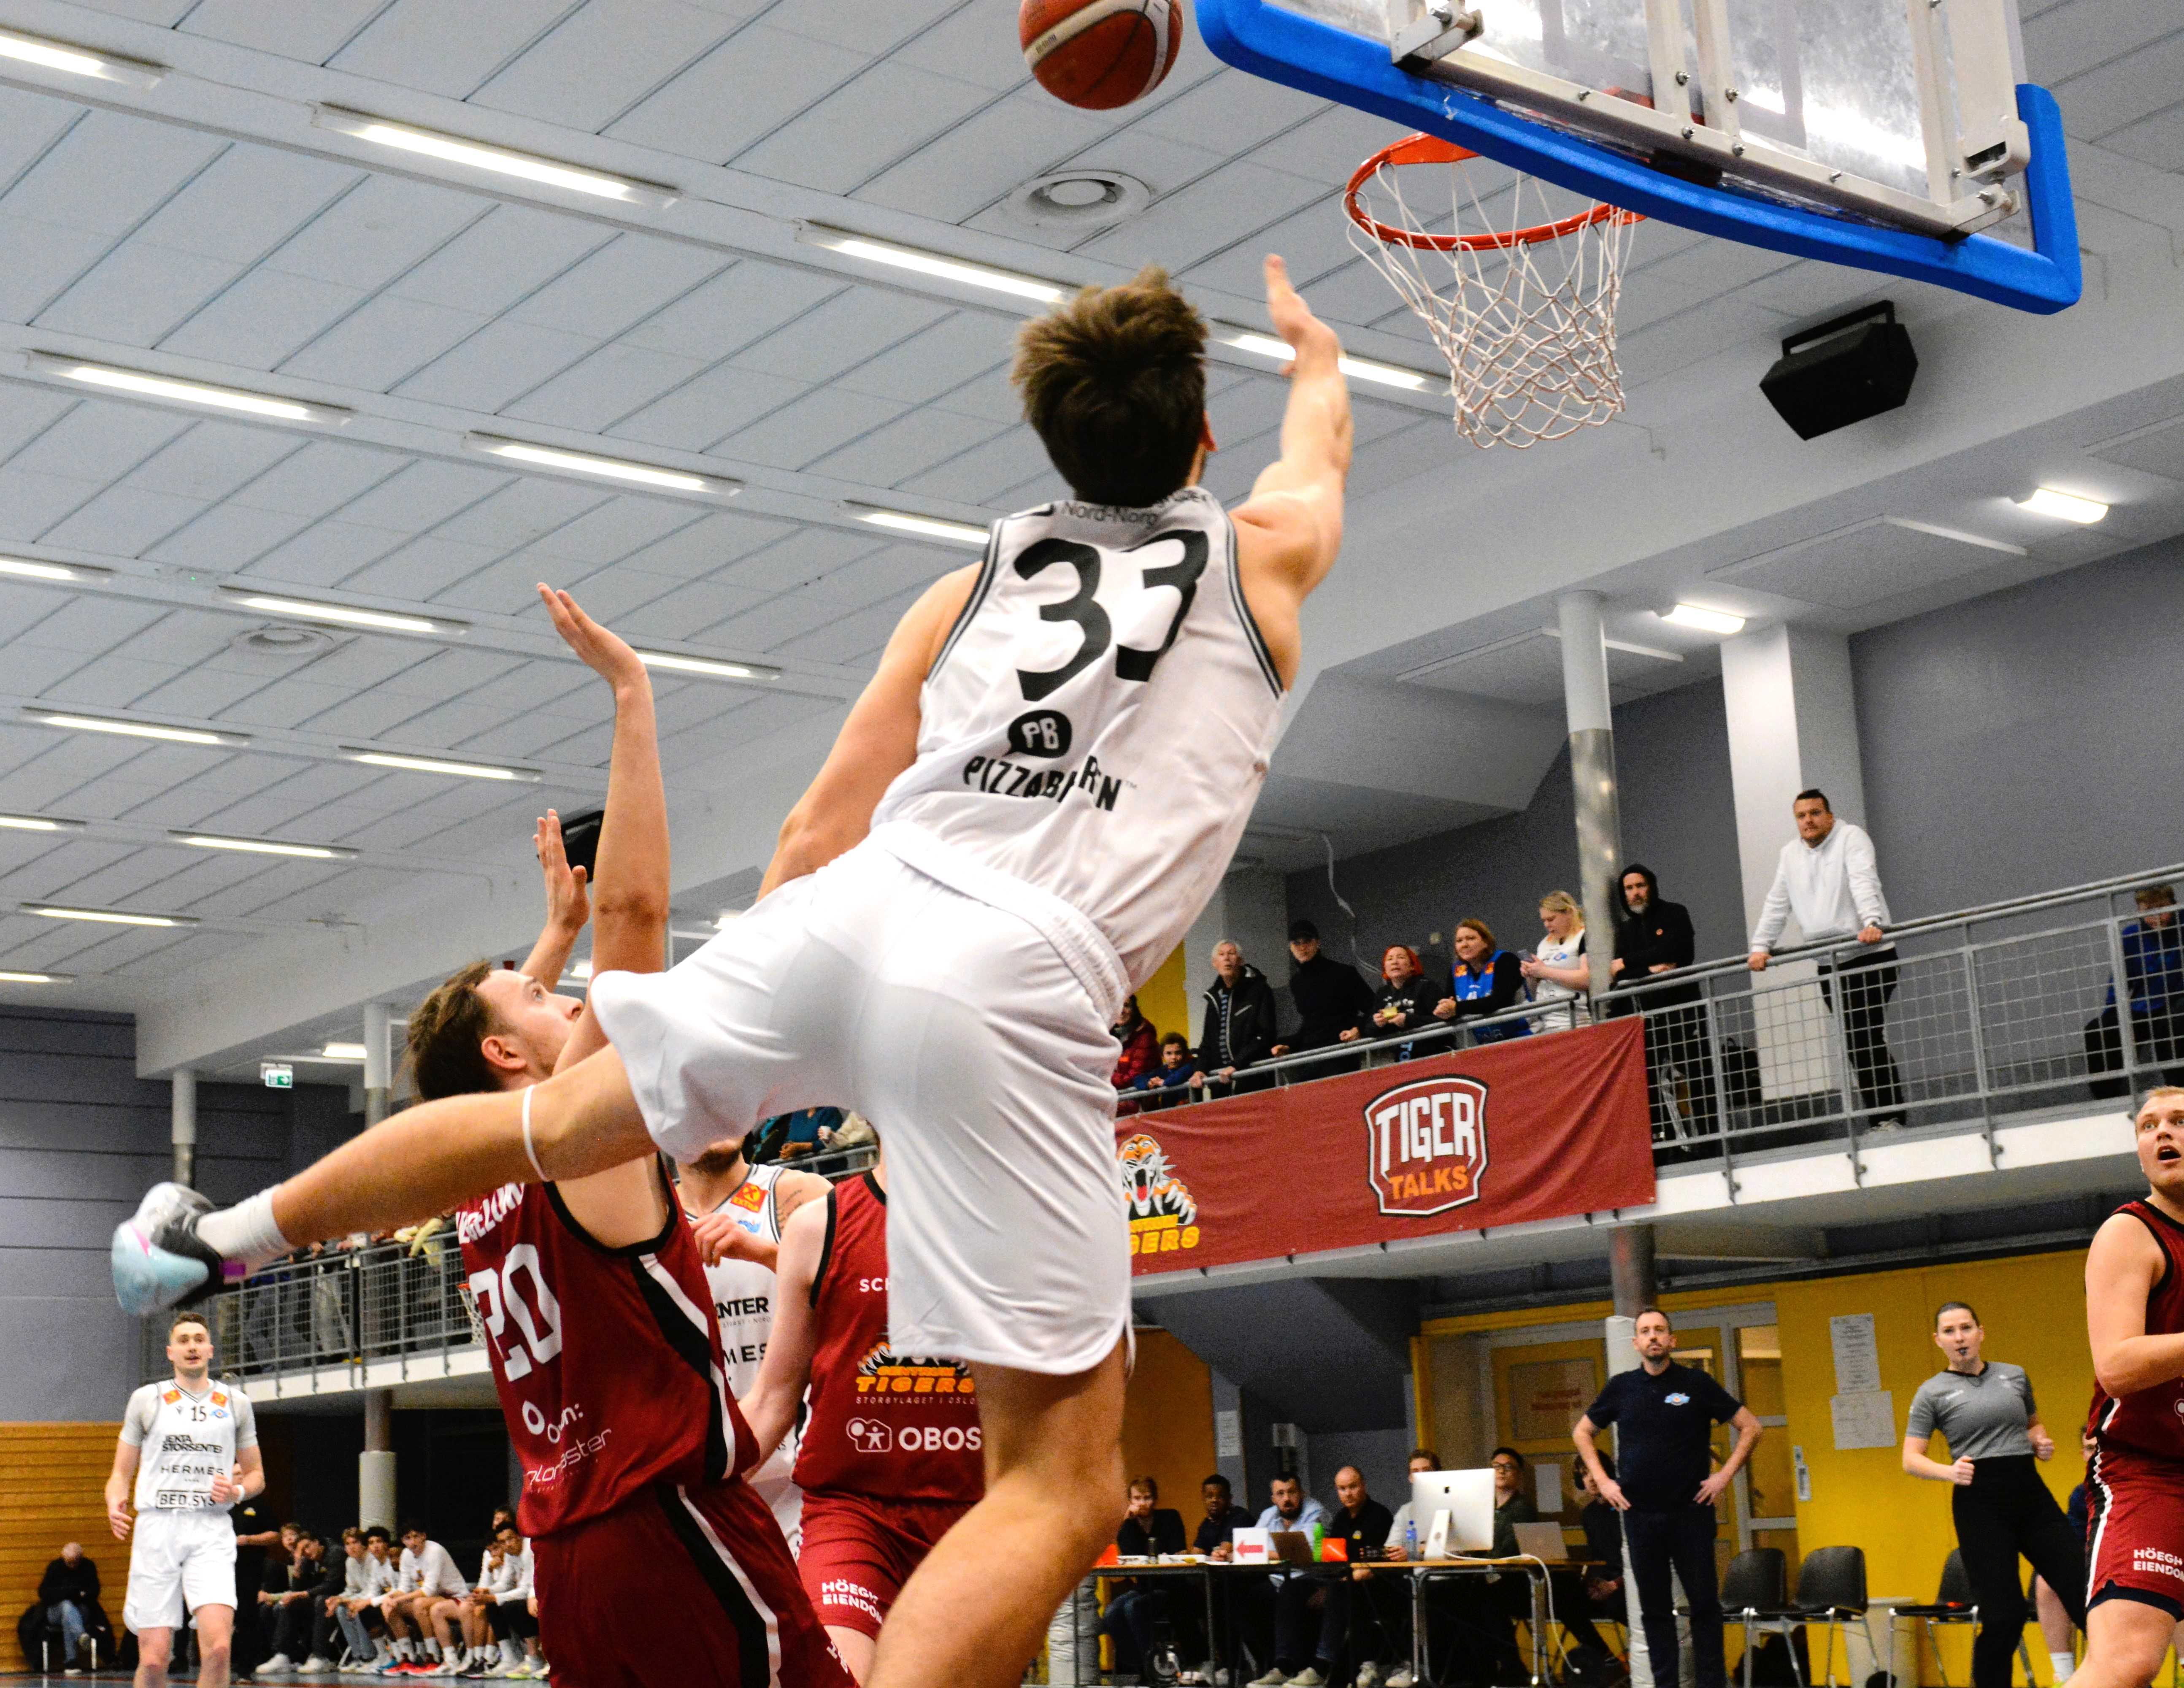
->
xmin=868 ymin=487 xmax=1283 ymax=990
xmin=457 ymin=1164 xmax=748 ymax=1539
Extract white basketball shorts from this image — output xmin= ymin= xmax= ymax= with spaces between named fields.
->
xmin=748 ymin=1437 xmax=804 ymax=1555
xmin=590 ymin=822 xmax=1132 ymax=1377
xmin=125 ymin=1508 xmax=236 ymax=1634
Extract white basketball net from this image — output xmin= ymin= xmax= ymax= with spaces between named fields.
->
xmin=1346 ymin=139 xmax=1639 ymax=450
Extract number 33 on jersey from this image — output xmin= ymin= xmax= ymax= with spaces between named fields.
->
xmin=870 ymin=486 xmax=1284 ymax=989
xmin=457 ymin=1170 xmax=748 ymax=1538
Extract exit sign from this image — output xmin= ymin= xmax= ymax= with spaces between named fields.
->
xmin=261 ymin=1062 xmax=293 ymax=1090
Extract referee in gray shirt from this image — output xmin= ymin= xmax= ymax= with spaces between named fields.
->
xmin=1902 ymin=1301 xmax=2084 ymax=1688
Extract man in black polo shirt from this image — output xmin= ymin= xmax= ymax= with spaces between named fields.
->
xmin=1574 ymin=1309 xmax=1762 ymax=1688
xmin=1259 ymin=1467 xmax=1393 ymax=1688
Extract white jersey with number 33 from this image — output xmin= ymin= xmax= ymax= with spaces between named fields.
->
xmin=870 ymin=486 xmax=1283 ymax=988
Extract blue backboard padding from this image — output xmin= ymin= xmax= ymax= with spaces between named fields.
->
xmin=1197 ymin=0 xmax=2080 ymax=314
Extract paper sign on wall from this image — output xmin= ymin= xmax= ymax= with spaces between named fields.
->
xmin=1830 ymin=1389 xmax=1896 ymax=1450
xmin=1829 ymin=1313 xmax=1881 ymax=1393
xmin=1535 ymin=1461 xmax=1563 ymax=1516
xmin=1216 ymin=1410 xmax=1243 ymax=1458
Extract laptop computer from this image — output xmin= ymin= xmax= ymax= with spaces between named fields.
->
xmin=1511 ymin=1521 xmax=1569 ymax=1561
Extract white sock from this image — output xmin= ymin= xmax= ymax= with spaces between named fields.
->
xmin=196 ymin=1187 xmax=295 ymax=1270
xmin=502 ymin=1642 xmax=520 ymax=1664
xmin=2052 ymin=1652 xmax=2076 ymax=1682
xmin=394 ymin=1642 xmax=413 ymax=1661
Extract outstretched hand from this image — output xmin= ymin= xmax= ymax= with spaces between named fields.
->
xmin=1263 ymin=254 xmax=1341 ymax=375
xmin=534 ymin=811 xmax=589 ymax=934
xmin=538 ymin=584 xmax=648 ymax=692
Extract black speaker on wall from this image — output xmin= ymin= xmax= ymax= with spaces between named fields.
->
xmin=1760 ymin=301 xmax=1918 ymax=440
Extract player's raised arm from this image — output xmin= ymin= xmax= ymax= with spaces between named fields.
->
xmin=1231 ymin=254 xmax=1351 ymax=601
xmin=736 ymin=1193 xmax=830 ymax=1464
xmin=758 ymin=566 xmax=977 ymax=898
xmin=515 ymin=810 xmax=588 ymax=995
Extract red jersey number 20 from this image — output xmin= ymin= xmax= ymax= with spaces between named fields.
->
xmin=468 ymin=1243 xmax=564 ymax=1380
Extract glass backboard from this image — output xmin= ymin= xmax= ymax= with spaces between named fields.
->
xmin=1198 ymin=0 xmax=2079 ymax=312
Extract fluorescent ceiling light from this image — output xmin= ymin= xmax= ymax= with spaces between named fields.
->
xmin=849 ymin=506 xmax=989 ymax=547
xmin=24 ymin=353 xmax=350 ymax=425
xmin=0 ymin=969 xmax=69 ymax=983
xmin=27 ymin=710 xmax=243 ymax=747
xmin=1219 ymin=330 xmax=1434 ymax=393
xmin=0 ymin=812 xmax=83 ymax=832
xmin=465 ymin=434 xmax=738 ymax=496
xmin=347 ymin=749 xmax=538 ymax=782
xmin=319 ymin=1041 xmax=368 ymax=1060
xmin=0 ymin=27 xmax=162 ymax=88
xmin=0 ymin=555 xmax=105 ymax=582
xmin=635 ymin=650 xmax=779 ymax=682
xmin=312 ymin=107 xmax=677 ymax=208
xmin=220 ymin=589 xmax=458 ymax=637
xmin=2016 ymin=486 xmax=2108 ymax=524
xmin=175 ymin=832 xmax=357 ymax=861
xmin=1662 ymin=603 xmax=1749 ymax=636
xmin=24 ymin=903 xmax=195 ymax=928
xmin=798 ymin=224 xmax=1065 ymax=303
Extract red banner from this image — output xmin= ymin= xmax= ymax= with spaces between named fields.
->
xmin=1115 ymin=1018 xmax=1655 ymax=1277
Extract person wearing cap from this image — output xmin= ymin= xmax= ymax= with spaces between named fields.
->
xmin=1270 ymin=920 xmax=1373 ymax=1063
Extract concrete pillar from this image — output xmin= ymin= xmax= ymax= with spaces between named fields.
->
xmin=171 ymin=1068 xmax=197 ymax=1188
xmin=1557 ymin=592 xmax=1623 ymax=1000
xmin=363 ymin=1002 xmax=394 ymax=1127
xmin=1718 ymin=625 xmax=1868 ymax=940
xmin=360 ymin=1389 xmax=395 ymax=1530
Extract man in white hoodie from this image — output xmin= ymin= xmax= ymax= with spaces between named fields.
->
xmin=1748 ymin=787 xmax=1907 ymax=1125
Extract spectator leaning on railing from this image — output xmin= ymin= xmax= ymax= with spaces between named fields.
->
xmin=2087 ymin=885 xmax=2184 ymax=1099
xmin=1270 ymin=920 xmax=1373 ymax=1057
xmin=1360 ymin=945 xmax=1441 ymax=1060
xmin=1125 ymin=1032 xmax=1203 ymax=1111
xmin=1434 ymin=918 xmax=1532 ymax=1043
xmin=1615 ymin=865 xmax=1719 ymax=1138
xmin=1522 ymin=891 xmax=1591 ymax=1032
xmin=1111 ymin=994 xmax=1160 ymax=1091
xmin=1197 ymin=940 xmax=1279 ymax=1092
xmin=1748 ymin=788 xmax=1907 ymax=1128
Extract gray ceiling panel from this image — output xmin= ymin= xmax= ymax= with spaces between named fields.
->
xmin=854 ymin=89 xmax=1106 ymax=225
xmin=622 ymin=262 xmax=842 ymax=365
xmin=179 ymin=0 xmax=390 ymax=62
xmin=611 ymin=363 xmax=808 ymax=453
xmin=469 ymin=0 xmax=738 ymax=133
xmin=502 ymin=341 xmax=714 ymax=432
xmin=278 ymin=293 xmax=490 ymax=392
xmin=327 ymin=0 xmax=585 ymax=100
xmin=605 ymin=24 xmax=870 ymax=164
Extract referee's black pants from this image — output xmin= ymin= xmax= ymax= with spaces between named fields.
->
xmin=1954 ymin=1455 xmax=2085 ymax=1688
xmin=1625 ymin=1504 xmax=1725 ymax=1688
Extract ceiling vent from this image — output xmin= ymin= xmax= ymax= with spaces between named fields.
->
xmin=230 ymin=623 xmax=335 ymax=660
xmin=1003 ymin=170 xmax=1150 ymax=233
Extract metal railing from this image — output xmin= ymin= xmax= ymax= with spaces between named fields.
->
xmin=1144 ymin=860 xmax=2184 ymax=1177
xmin=148 ymin=1140 xmax=884 ymax=1388
xmin=160 ymin=868 xmax=2181 ymax=1384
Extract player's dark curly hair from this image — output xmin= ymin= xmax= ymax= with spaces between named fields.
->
xmin=407 ymin=960 xmax=503 ymax=1101
xmin=1013 ymin=265 xmax=1207 ymax=507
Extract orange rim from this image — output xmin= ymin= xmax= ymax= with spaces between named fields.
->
xmin=1344 ymin=133 xmax=1642 ymax=252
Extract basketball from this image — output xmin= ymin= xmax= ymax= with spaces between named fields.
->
xmin=1020 ymin=0 xmax=1185 ymax=110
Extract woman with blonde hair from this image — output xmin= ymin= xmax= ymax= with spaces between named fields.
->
xmin=1523 ymin=892 xmax=1592 ymax=1033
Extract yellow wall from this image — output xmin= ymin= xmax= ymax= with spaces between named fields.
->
xmin=1416 ymin=1252 xmax=2095 ymax=1685
xmin=1779 ymin=1249 xmax=2090 ymax=1681
xmin=1123 ymin=1328 xmax=1217 ymax=1518
xmin=1 ymin=1423 xmax=121 ymax=1670
xmin=1136 ymin=944 xmax=1190 ymax=1048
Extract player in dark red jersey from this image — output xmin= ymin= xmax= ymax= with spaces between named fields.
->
xmin=738 ymin=1145 xmax=984 ymax=1683
xmin=2078 ymin=1087 xmax=2184 ymax=1688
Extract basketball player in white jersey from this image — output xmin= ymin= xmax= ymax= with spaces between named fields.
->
xmin=118 ymin=253 xmax=1352 ymax=1688
xmin=678 ymin=1131 xmax=830 ymax=1547
xmin=106 ymin=1311 xmax=265 ymax=1688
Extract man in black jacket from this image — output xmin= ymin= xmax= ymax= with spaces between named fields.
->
xmin=1614 ymin=864 xmax=1717 ymax=1138
xmin=1271 ymin=920 xmax=1373 ymax=1061
xmin=38 ymin=1542 xmax=107 ymax=1673
xmin=1197 ymin=941 xmax=1279 ymax=1094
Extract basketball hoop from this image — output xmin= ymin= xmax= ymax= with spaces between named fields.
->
xmin=1345 ymin=134 xmax=1641 ymax=449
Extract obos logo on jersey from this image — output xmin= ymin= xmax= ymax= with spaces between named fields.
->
xmin=1364 ymin=1076 xmax=1489 ymax=1217
xmin=1117 ymin=1132 xmax=1200 ymax=1257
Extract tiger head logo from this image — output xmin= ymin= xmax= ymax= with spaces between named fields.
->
xmin=1118 ymin=1133 xmax=1197 ymax=1225
xmin=1116 ymin=1133 xmax=1203 ymax=1259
